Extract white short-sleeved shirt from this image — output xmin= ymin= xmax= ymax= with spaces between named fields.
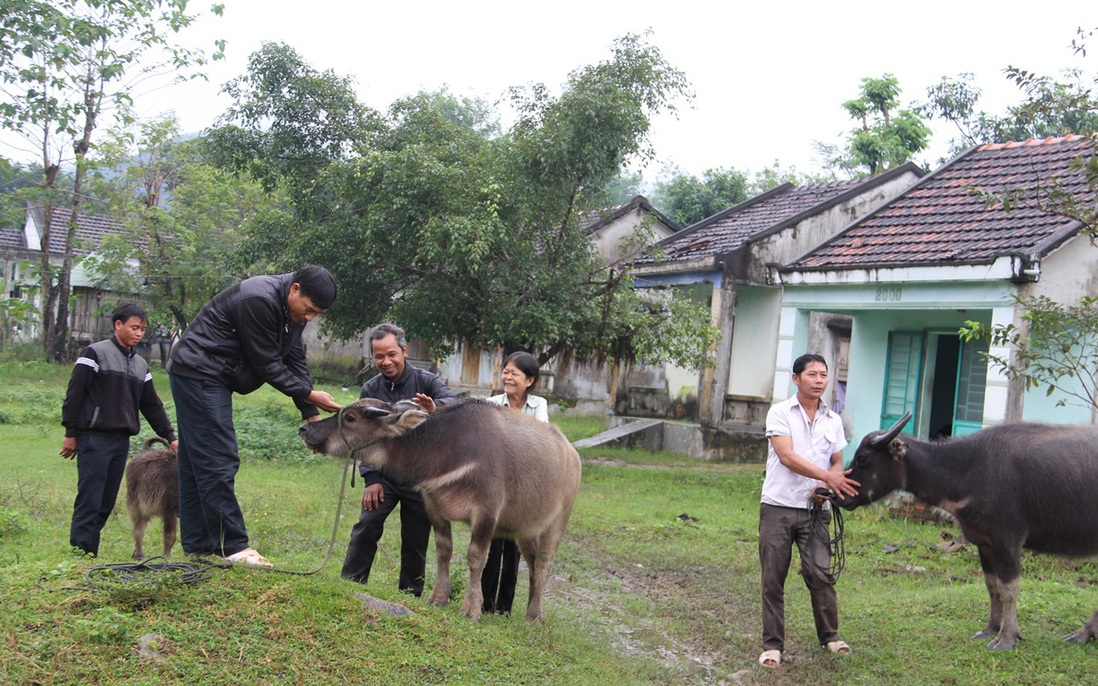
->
xmin=761 ymin=395 xmax=848 ymax=509
xmin=487 ymin=393 xmax=549 ymax=423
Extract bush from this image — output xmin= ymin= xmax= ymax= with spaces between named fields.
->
xmin=0 ymin=506 xmax=29 ymax=540
xmin=234 ymin=402 xmax=318 ymax=462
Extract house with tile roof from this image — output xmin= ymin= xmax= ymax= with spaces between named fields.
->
xmin=774 ymin=135 xmax=1098 ymax=457
xmin=1 ymin=204 xmax=134 ymax=348
xmin=623 ymin=164 xmax=924 ymax=454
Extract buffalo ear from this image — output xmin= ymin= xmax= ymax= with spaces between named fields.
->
xmin=888 ymin=439 xmax=908 ymax=460
xmin=393 ymin=409 xmax=429 ymax=433
xmin=392 ymin=400 xmax=420 ymax=413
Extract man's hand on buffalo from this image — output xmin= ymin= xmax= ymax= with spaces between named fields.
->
xmin=308 ymin=390 xmax=342 ymax=413
xmin=820 ymin=468 xmax=860 ymax=499
xmin=410 ymin=393 xmax=437 ymax=413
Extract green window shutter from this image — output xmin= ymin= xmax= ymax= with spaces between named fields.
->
xmin=952 ymin=336 xmax=988 ymax=436
xmin=881 ymin=331 xmax=922 ymax=434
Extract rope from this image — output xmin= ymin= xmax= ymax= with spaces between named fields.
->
xmin=63 ymin=406 xmax=377 ymax=590
xmin=808 ymin=487 xmax=846 ymax=580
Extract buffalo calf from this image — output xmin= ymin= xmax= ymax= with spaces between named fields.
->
xmin=125 ymin=437 xmax=178 ymax=560
xmin=300 ymin=398 xmax=582 ymax=622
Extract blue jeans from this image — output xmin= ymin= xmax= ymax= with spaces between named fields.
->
xmin=70 ymin=432 xmax=130 ymax=555
xmin=169 ymin=374 xmax=249 ymax=557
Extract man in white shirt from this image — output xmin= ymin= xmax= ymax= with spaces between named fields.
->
xmin=758 ymin=353 xmax=860 ymax=668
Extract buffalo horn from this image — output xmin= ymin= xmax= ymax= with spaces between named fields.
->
xmin=363 ymin=405 xmax=390 ymax=418
xmin=870 ymin=412 xmax=912 ymax=447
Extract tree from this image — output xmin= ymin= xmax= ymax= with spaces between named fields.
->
xmin=652 ymin=166 xmax=751 ymax=226
xmin=830 ymin=74 xmax=931 ymax=176
xmin=217 ymin=34 xmax=715 ymax=375
xmin=82 ymin=113 xmax=279 ymax=330
xmin=0 ymin=0 xmax=222 ymax=361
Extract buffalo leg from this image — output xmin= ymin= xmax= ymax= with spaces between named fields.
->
xmin=986 ymin=577 xmax=1021 ymax=650
xmin=161 ymin=514 xmax=177 ymax=560
xmin=458 ymin=518 xmax=496 ymax=621
xmin=524 ymin=520 xmax=568 ymax=622
xmin=975 ymin=542 xmax=1023 ymax=650
xmin=426 ymin=518 xmax=453 ymax=608
xmin=1064 ymin=610 xmax=1098 ymax=645
xmin=973 ymin=544 xmax=1003 ymax=640
xmin=131 ymin=515 xmax=148 ymax=560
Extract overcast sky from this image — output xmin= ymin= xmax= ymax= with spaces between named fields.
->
xmin=21 ymin=0 xmax=1098 ymax=181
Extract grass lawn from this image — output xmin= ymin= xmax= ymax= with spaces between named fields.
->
xmin=1 ymin=358 xmax=1096 ymax=685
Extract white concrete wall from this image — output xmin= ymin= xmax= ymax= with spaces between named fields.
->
xmin=728 ymin=286 xmax=781 ymax=399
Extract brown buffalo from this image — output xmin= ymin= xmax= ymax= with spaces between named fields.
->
xmin=126 ymin=437 xmax=178 ymax=560
xmin=299 ymin=398 xmax=581 ymax=622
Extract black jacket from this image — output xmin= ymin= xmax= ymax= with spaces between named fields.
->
xmin=358 ymin=361 xmax=457 ymax=484
xmin=167 ymin=273 xmax=318 ymax=418
xmin=62 ymin=337 xmax=176 ymax=441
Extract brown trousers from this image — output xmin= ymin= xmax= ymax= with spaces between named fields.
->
xmin=759 ymin=503 xmax=841 ymax=652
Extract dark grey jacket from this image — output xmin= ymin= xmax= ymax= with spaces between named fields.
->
xmin=359 ymin=361 xmax=456 ymax=484
xmin=167 ymin=273 xmax=318 ymax=418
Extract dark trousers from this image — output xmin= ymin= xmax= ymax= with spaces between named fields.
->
xmin=481 ymin=538 xmax=521 ymax=614
xmin=342 ymin=476 xmax=430 ymax=596
xmin=70 ymin=432 xmax=130 ymax=556
xmin=169 ymin=374 xmax=249 ymax=557
xmin=759 ymin=503 xmax=840 ymax=652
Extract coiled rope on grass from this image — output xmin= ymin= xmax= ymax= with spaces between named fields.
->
xmin=65 ymin=459 xmax=353 ymax=591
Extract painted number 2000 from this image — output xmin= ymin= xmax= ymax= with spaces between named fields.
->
xmin=875 ymin=287 xmax=902 ymax=302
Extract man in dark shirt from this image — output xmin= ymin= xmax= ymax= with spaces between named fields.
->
xmin=166 ymin=265 xmax=341 ymax=566
xmin=61 ymin=303 xmax=177 ymax=557
xmin=342 ymin=322 xmax=456 ymax=594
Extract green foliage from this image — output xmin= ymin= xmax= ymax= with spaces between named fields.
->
xmin=835 ymin=74 xmax=931 ymax=176
xmin=960 ymin=295 xmax=1098 ymax=409
xmin=0 ymin=0 xmax=223 ymax=361
xmin=216 ymin=33 xmax=709 ymax=373
xmin=73 ymin=606 xmax=134 ymax=645
xmin=0 ymin=505 xmax=29 ymax=540
xmin=233 ymin=401 xmax=319 ymax=461
xmin=652 ymin=166 xmax=751 ymax=226
xmin=925 ymin=28 xmax=1098 ymax=157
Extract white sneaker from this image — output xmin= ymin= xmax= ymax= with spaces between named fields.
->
xmin=225 ymin=548 xmax=273 ymax=568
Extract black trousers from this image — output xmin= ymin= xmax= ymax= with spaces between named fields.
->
xmin=342 ymin=475 xmax=431 ymax=596
xmin=70 ymin=432 xmax=130 ymax=556
xmin=169 ymin=374 xmax=249 ymax=557
xmin=481 ymin=538 xmax=521 ymax=614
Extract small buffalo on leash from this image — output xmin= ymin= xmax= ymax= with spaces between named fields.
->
xmin=837 ymin=413 xmax=1098 ymax=649
xmin=300 ymin=398 xmax=582 ymax=622
xmin=126 ymin=437 xmax=178 ymax=560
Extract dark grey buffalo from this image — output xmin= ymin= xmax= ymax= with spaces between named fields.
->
xmin=300 ymin=398 xmax=581 ymax=622
xmin=837 ymin=412 xmax=1098 ymax=649
xmin=126 ymin=437 xmax=179 ymax=560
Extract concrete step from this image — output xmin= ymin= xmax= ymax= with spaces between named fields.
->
xmin=572 ymin=419 xmax=662 ymax=448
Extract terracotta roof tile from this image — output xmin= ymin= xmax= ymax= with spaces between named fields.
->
xmin=789 ymin=135 xmax=1095 ymax=270
xmin=634 ymin=169 xmax=916 ymax=266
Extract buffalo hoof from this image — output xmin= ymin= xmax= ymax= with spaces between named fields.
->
xmin=1064 ymin=628 xmax=1095 ymax=645
xmin=986 ymin=634 xmax=1019 ymax=650
xmin=972 ymin=629 xmax=995 ymax=640
xmin=426 ymin=595 xmax=449 ymax=608
xmin=458 ymin=608 xmax=482 ymax=622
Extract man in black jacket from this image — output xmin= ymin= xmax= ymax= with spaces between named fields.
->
xmin=167 ymin=266 xmax=341 ymax=566
xmin=342 ymin=322 xmax=456 ymax=594
xmin=61 ymin=303 xmax=177 ymax=557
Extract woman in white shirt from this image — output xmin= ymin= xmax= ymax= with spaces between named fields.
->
xmin=483 ymin=351 xmax=548 ymax=613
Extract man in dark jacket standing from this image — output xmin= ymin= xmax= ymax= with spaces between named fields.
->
xmin=61 ymin=303 xmax=177 ymax=557
xmin=167 ymin=266 xmax=341 ymax=566
xmin=342 ymin=322 xmax=456 ymax=594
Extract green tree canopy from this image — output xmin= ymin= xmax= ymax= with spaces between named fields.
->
xmin=830 ymin=74 xmax=931 ymax=177
xmin=215 ymin=33 xmax=714 ymax=370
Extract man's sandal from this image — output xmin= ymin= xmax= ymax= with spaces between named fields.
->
xmin=758 ymin=649 xmax=781 ymax=667
xmin=826 ymin=640 xmax=852 ymax=655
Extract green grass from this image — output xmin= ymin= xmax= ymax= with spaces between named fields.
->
xmin=2 ymin=358 xmax=1097 ymax=684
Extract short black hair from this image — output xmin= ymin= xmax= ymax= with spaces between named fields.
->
xmin=294 ymin=265 xmax=338 ymax=309
xmin=504 ymin=351 xmax=541 ymax=387
xmin=112 ymin=303 xmax=147 ymax=325
xmin=792 ymin=353 xmax=827 ymax=376
xmin=368 ymin=322 xmax=407 ymax=349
